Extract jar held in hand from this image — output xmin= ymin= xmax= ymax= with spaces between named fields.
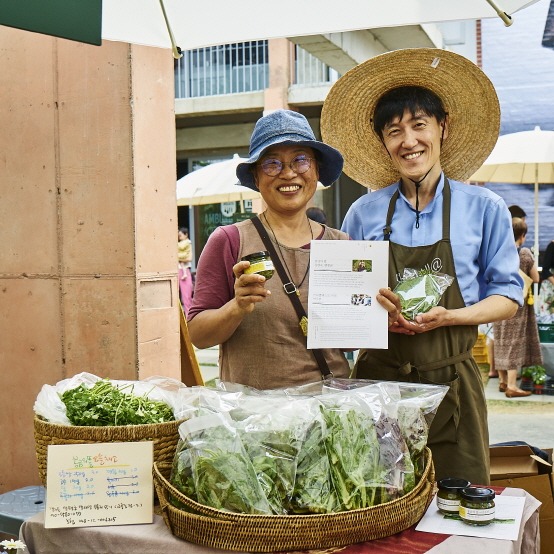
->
xmin=241 ymin=251 xmax=275 ymax=280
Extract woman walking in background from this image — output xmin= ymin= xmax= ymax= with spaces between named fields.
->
xmin=178 ymin=227 xmax=194 ymax=315
xmin=494 ymin=218 xmax=542 ymax=397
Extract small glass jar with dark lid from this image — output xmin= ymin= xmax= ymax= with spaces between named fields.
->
xmin=459 ymin=486 xmax=495 ymax=526
xmin=241 ymin=251 xmax=275 ymax=280
xmin=436 ymin=477 xmax=471 ymax=514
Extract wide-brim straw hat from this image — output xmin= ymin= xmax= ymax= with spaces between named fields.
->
xmin=320 ymin=48 xmax=500 ymax=189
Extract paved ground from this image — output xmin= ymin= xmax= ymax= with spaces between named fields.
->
xmin=194 ymin=346 xmax=554 ymax=450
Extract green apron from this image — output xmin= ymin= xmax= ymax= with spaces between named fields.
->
xmin=355 ymin=179 xmax=490 ymax=485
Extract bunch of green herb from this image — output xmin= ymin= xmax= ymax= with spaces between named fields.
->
xmin=194 ymin=449 xmax=271 ymax=514
xmin=237 ymin=424 xmax=300 ymax=514
xmin=239 ymin=427 xmax=300 ymax=514
xmin=60 ymin=380 xmax=175 ymax=426
xmin=393 ymin=269 xmax=454 ymax=320
xmin=229 ymin=398 xmax=306 ymax=515
xmin=320 ymin=401 xmax=382 ymax=511
xmin=291 ymin=418 xmax=339 ymax=514
xmin=171 ymin=414 xmax=271 ymax=514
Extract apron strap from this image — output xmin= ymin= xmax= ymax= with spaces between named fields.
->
xmin=383 ymin=189 xmax=400 ymax=241
xmin=397 ymin=348 xmax=473 ymax=376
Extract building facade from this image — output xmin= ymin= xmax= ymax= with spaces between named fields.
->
xmin=172 ymin=25 xmax=478 ymax=259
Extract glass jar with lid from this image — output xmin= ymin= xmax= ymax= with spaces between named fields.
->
xmin=241 ymin=251 xmax=275 ymax=279
xmin=436 ymin=477 xmax=471 ymax=515
xmin=459 ymin=486 xmax=495 ymax=526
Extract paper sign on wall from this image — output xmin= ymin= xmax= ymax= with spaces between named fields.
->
xmin=45 ymin=441 xmax=153 ymax=529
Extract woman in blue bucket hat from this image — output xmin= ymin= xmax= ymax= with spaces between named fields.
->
xmin=187 ymin=109 xmax=402 ymax=389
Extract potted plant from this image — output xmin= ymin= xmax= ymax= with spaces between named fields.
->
xmin=531 ymin=365 xmax=547 ymax=395
xmin=520 ymin=366 xmax=535 ymax=391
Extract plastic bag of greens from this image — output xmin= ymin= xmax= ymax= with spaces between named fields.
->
xmin=228 ymin=396 xmax=309 ymax=515
xmin=317 ymin=393 xmax=383 ymax=511
xmin=393 ymin=268 xmax=454 ymax=320
xmin=170 ymin=413 xmax=271 ymax=514
xmin=321 ymin=379 xmax=448 ymax=489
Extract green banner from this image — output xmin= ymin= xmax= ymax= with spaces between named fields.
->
xmin=0 ymin=0 xmax=102 ymax=45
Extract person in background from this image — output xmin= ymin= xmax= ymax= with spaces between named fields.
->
xmin=321 ymin=48 xmax=522 ymax=485
xmin=187 ymin=109 xmax=402 ymax=389
xmin=538 ymin=240 xmax=554 ymax=322
xmin=178 ymin=227 xmax=194 ymax=315
xmin=306 ymin=206 xmax=327 ymax=225
xmin=484 ymin=205 xmax=528 ymax=378
xmin=494 ymin=218 xmax=542 ymax=397
xmin=508 ymin=205 xmax=527 ymax=220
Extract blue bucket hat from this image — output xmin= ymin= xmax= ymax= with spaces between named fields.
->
xmin=236 ymin=109 xmax=344 ymax=190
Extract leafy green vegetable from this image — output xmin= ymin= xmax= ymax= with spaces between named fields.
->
xmin=170 ymin=415 xmax=271 ymax=515
xmin=394 ymin=270 xmax=453 ymax=320
xmin=240 ymin=428 xmax=300 ymax=514
xmin=291 ymin=419 xmax=339 ymax=514
xmin=320 ymin=402 xmax=381 ymax=511
xmin=60 ymin=380 xmax=174 ymax=426
xmin=194 ymin=449 xmax=270 ymax=514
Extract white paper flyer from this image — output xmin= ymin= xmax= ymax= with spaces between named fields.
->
xmin=307 ymin=240 xmax=389 ymax=349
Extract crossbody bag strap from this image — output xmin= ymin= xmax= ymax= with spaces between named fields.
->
xmin=250 ymin=216 xmax=332 ymax=378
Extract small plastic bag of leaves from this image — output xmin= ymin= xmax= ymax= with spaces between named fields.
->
xmin=170 ymin=412 xmax=272 ymax=514
xmin=393 ymin=268 xmax=454 ymax=320
xmin=289 ymin=397 xmax=340 ymax=514
xmin=228 ymin=396 xmax=309 ymax=515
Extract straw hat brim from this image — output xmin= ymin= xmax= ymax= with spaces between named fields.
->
xmin=320 ymin=48 xmax=500 ymax=189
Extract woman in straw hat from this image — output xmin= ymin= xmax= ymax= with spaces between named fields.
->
xmin=321 ymin=48 xmax=523 ymax=485
xmin=187 ymin=109 xmax=401 ymax=389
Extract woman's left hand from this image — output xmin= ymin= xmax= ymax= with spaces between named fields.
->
xmin=377 ymin=288 xmax=415 ymax=335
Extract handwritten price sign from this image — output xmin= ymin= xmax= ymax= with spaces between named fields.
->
xmin=45 ymin=441 xmax=153 ymax=529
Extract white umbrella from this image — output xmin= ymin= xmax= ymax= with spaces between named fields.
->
xmin=0 ymin=0 xmax=540 ymax=56
xmin=470 ymin=126 xmax=554 ymax=259
xmin=101 ymin=0 xmax=539 ymax=53
xmin=176 ymin=155 xmax=259 ymax=207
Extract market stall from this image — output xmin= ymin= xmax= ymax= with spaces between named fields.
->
xmin=25 ymin=374 xmax=542 ymax=554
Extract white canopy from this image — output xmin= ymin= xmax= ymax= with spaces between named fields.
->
xmin=103 ymin=0 xmax=540 ymax=52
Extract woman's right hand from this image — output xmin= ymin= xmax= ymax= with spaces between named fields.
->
xmin=232 ymin=260 xmax=271 ymax=314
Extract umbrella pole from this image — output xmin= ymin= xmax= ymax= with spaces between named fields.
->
xmin=534 ymin=168 xmax=539 ymax=311
xmin=534 ymin=168 xmax=539 ymax=262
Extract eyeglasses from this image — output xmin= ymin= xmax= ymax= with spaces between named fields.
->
xmin=258 ymin=156 xmax=314 ymax=177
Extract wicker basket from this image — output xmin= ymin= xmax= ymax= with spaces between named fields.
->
xmin=153 ymin=447 xmax=435 ymax=552
xmin=34 ymin=415 xmax=183 ymax=486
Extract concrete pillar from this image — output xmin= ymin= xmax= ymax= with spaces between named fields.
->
xmin=264 ymin=39 xmax=292 ymax=113
xmin=0 ymin=28 xmax=180 ymax=493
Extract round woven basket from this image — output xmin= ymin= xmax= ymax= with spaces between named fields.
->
xmin=153 ymin=447 xmax=435 ymax=552
xmin=34 ymin=415 xmax=183 ymax=486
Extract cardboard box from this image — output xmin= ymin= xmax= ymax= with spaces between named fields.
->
xmin=490 ymin=445 xmax=554 ymax=554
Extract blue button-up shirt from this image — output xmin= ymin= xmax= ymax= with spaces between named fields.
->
xmin=341 ymin=175 xmax=523 ymax=307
